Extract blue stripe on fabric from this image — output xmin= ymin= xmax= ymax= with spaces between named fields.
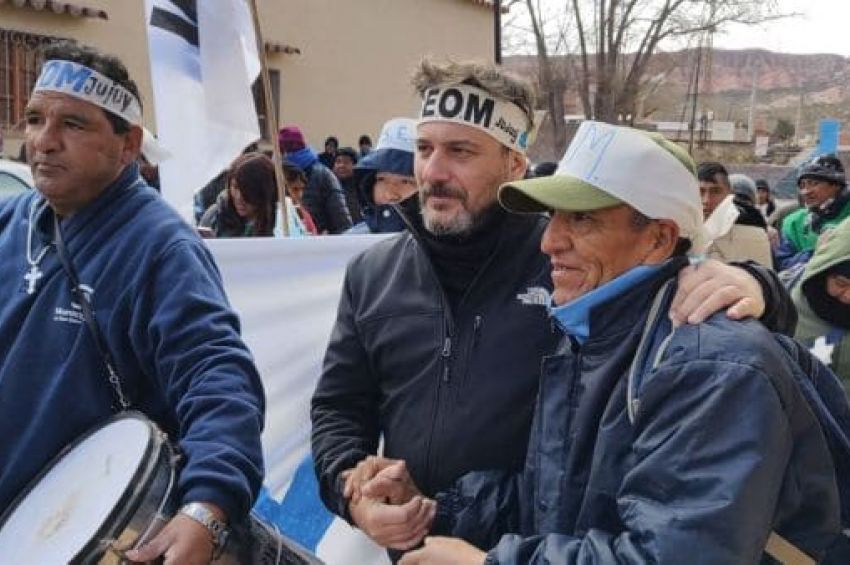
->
xmin=253 ymin=454 xmax=335 ymax=552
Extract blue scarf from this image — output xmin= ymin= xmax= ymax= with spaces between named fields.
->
xmin=550 ymin=263 xmax=666 ymax=344
xmin=286 ymin=147 xmax=318 ymax=171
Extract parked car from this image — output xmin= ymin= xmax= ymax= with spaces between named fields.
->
xmin=0 ymin=159 xmax=34 ymax=200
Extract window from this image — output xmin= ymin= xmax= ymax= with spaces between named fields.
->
xmin=0 ymin=171 xmax=32 ymax=199
xmin=0 ymin=29 xmax=65 ymax=130
xmin=252 ymin=69 xmax=280 ymax=141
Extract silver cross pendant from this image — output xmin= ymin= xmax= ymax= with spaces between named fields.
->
xmin=24 ymin=264 xmax=43 ymax=295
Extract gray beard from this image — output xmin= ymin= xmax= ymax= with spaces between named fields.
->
xmin=422 ymin=207 xmax=475 ymax=236
xmin=421 ymin=202 xmax=504 ymax=238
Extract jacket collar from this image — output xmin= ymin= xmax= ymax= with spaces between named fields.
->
xmin=550 ymin=257 xmax=686 ymax=346
xmin=34 ymin=162 xmax=144 ymax=244
xmin=703 ymin=194 xmax=739 ymax=242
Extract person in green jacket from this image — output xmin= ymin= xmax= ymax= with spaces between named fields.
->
xmin=777 ymin=154 xmax=850 ymax=272
xmin=792 ymin=216 xmax=850 ymax=393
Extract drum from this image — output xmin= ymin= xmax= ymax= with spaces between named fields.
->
xmin=0 ymin=412 xmax=177 ymax=564
xmin=0 ymin=412 xmax=324 ymax=564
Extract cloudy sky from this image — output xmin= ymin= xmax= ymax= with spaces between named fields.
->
xmin=714 ymin=0 xmax=850 ymax=56
xmin=505 ymin=0 xmax=850 ymax=57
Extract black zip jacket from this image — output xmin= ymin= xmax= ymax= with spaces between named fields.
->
xmin=311 ymin=211 xmax=557 ymax=519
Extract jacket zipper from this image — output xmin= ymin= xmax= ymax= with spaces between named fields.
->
xmin=441 ymin=336 xmax=453 ymax=382
xmin=398 ymin=212 xmax=510 ymax=493
xmin=398 ymin=231 xmax=455 ymax=493
xmin=459 ymin=315 xmax=483 ymax=388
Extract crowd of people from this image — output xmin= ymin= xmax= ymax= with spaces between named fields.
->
xmin=0 ymin=40 xmax=848 ymax=565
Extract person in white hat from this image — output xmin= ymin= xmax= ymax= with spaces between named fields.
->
xmin=364 ymin=122 xmax=841 ymax=565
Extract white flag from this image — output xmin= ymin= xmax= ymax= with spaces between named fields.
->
xmin=145 ymin=0 xmax=261 ymax=222
xmin=210 ymin=236 xmax=392 ymax=564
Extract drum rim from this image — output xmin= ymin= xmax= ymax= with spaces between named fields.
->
xmin=0 ymin=410 xmax=171 ymax=561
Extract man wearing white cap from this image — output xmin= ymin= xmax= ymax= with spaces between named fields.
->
xmin=311 ymin=60 xmax=798 ymax=553
xmin=377 ymin=122 xmax=840 ymax=564
xmin=0 ymin=43 xmax=264 ymax=563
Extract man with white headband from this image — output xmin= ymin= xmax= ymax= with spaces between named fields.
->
xmin=0 ymin=43 xmax=264 ymax=564
xmin=311 ymin=60 xmax=797 ymax=553
xmin=365 ymin=122 xmax=841 ymax=564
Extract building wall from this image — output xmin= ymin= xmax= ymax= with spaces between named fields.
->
xmin=1 ymin=0 xmax=495 ymax=156
xmin=260 ymin=0 xmax=495 ymax=148
xmin=0 ymin=0 xmax=151 ymax=155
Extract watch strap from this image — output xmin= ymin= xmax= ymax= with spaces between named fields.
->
xmin=179 ymin=502 xmax=229 ymax=557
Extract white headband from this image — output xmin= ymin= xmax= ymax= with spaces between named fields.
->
xmin=418 ymin=84 xmax=531 ymax=153
xmin=33 ymin=59 xmax=142 ymax=125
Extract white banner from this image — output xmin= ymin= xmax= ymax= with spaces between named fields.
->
xmin=145 ymin=0 xmax=261 ymax=221
xmin=208 ymin=235 xmax=391 ymax=564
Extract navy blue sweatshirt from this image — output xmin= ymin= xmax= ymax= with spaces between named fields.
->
xmin=0 ymin=164 xmax=265 ymax=520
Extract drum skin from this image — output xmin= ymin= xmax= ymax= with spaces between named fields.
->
xmin=0 ymin=411 xmax=325 ymax=564
xmin=0 ymin=412 xmax=177 ymax=564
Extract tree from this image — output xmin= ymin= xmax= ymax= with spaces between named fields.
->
xmin=506 ymin=0 xmax=786 ymax=142
xmin=505 ymin=0 xmax=574 ymax=157
xmin=773 ymin=118 xmax=795 ymax=143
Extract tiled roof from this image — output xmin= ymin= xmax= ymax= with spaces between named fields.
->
xmin=464 ymin=0 xmax=508 ymax=13
xmin=1 ymin=0 xmax=107 ymax=20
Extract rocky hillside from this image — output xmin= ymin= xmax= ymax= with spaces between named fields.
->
xmin=505 ymin=49 xmax=850 ymax=132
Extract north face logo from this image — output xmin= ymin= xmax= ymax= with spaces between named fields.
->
xmin=517 ymin=286 xmax=550 ymax=306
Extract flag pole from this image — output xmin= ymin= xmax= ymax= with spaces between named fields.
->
xmin=247 ymin=0 xmax=289 ymax=235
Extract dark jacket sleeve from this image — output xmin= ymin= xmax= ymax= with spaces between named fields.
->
xmin=311 ymin=265 xmax=380 ymax=521
xmin=480 ymin=351 xmax=835 ymax=563
xmin=732 ymin=260 xmax=798 ymax=335
xmin=431 ymin=470 xmax=525 ymax=550
xmin=130 ymin=239 xmax=265 ymax=521
xmin=322 ymin=168 xmax=353 ymax=234
xmin=306 ymin=165 xmax=352 ymax=234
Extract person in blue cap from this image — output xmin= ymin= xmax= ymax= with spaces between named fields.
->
xmin=347 ymin=117 xmax=418 ymax=234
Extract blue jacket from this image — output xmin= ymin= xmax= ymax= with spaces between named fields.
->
xmin=434 ymin=259 xmax=840 ymax=563
xmin=0 ymin=164 xmax=265 ymax=520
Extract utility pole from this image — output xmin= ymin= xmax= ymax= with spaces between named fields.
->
xmin=688 ymin=43 xmax=703 ymax=154
xmin=747 ymin=65 xmax=758 ymax=142
xmin=494 ymin=0 xmax=502 ymax=64
xmin=794 ymin=80 xmax=803 ymax=145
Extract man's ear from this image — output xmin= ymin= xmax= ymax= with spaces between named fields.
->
xmin=507 ymin=150 xmax=528 ymax=181
xmin=645 ymin=219 xmax=680 ymax=263
xmin=119 ymin=125 xmax=143 ymax=167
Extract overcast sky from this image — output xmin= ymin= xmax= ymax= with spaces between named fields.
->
xmin=505 ymin=1 xmax=850 ymax=58
xmin=691 ymin=0 xmax=849 ymax=57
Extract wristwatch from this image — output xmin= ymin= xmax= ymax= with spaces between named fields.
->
xmin=179 ymin=502 xmax=230 ymax=557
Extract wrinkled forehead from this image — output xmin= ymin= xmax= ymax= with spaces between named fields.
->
xmin=25 ymin=90 xmax=109 ymax=121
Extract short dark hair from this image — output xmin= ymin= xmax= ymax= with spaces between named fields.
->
xmin=358 ymin=135 xmax=372 ymax=146
xmin=324 ymin=136 xmax=339 ymax=149
xmin=697 ymin=161 xmax=729 ymax=187
xmin=335 ymin=147 xmax=358 ymax=164
xmin=282 ymin=162 xmax=307 ymax=186
xmin=41 ymin=42 xmax=141 ymax=134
